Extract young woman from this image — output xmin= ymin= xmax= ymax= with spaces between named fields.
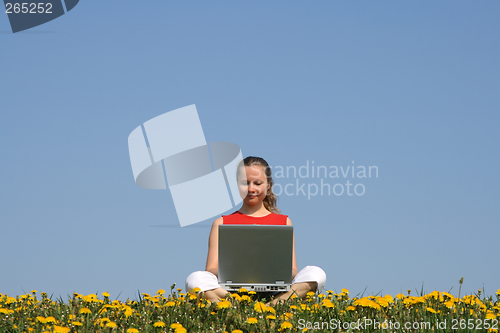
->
xmin=185 ymin=156 xmax=326 ymax=302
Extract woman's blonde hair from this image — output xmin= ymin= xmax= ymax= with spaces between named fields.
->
xmin=237 ymin=156 xmax=280 ymax=214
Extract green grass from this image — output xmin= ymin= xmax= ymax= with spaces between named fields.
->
xmin=1 ymin=285 xmax=499 ymax=332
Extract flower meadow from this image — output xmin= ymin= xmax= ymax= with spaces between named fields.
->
xmin=1 ymin=286 xmax=499 ymax=332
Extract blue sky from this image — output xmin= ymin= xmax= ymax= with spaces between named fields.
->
xmin=1 ymin=1 xmax=499 ymax=300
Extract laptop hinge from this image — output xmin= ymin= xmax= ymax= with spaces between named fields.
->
xmin=226 ymin=281 xmax=232 ymax=284
xmin=276 ymin=281 xmax=285 ymax=284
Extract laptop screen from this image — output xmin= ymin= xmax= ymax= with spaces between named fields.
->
xmin=218 ymin=225 xmax=293 ymax=286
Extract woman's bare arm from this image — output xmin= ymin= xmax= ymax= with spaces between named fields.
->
xmin=205 ymin=217 xmax=223 ymax=277
xmin=287 ymin=217 xmax=299 ymax=279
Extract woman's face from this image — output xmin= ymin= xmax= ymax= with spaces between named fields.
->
xmin=238 ymin=164 xmax=269 ymax=206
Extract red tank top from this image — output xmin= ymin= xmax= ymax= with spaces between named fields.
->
xmin=222 ymin=211 xmax=288 ymax=225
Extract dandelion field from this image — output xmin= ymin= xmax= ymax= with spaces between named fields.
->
xmin=1 ymin=286 xmax=499 ymax=332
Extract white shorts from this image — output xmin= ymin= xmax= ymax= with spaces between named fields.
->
xmin=186 ymin=266 xmax=326 ymax=294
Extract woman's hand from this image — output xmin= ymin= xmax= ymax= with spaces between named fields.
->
xmin=205 ymin=217 xmax=223 ymax=277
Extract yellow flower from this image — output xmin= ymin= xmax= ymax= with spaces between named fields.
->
xmin=247 ymin=317 xmax=258 ymax=324
xmin=171 ymin=323 xmax=183 ymax=329
xmin=444 ymin=301 xmax=454 ymax=308
xmin=254 ymin=302 xmax=267 ymax=312
xmin=217 ymin=300 xmax=232 ymax=309
xmin=192 ymin=287 xmax=201 ymax=293
xmin=403 ymin=296 xmax=425 ymax=306
xmin=79 ymin=308 xmax=92 ymax=314
xmin=442 ymin=291 xmax=454 ymax=298
xmin=306 ymin=291 xmax=315 ymax=297
xmin=426 ymin=291 xmax=441 ymax=300
xmin=321 ymin=299 xmax=335 ymax=308
xmin=266 ymin=306 xmax=276 ymax=314
xmin=426 ymin=307 xmax=437 ymax=313
xmin=124 ymin=307 xmax=133 ymax=317
xmin=290 ymin=294 xmax=298 ymax=299
xmin=281 ymin=321 xmax=293 ymax=329
xmin=156 ymin=289 xmax=166 ymax=295
xmin=31 ymin=290 xmax=38 ymax=294
xmin=346 ymin=306 xmax=356 ymax=311
xmin=83 ymin=294 xmax=98 ymax=302
xmin=266 ymin=315 xmax=276 ymax=320
xmin=154 ymin=321 xmax=165 ymax=327
xmin=99 ymin=304 xmax=114 ymax=314
xmin=5 ymin=297 xmax=17 ymax=304
xmin=238 ymin=288 xmax=248 ymax=293
xmin=72 ymin=322 xmax=83 ymax=326
xmin=46 ymin=316 xmax=56 ymax=323
xmin=341 ymin=288 xmax=349 ymax=294
xmin=289 ymin=305 xmax=298 ymax=310
xmin=383 ymin=294 xmax=394 ymax=303
xmin=354 ymin=298 xmax=369 ymax=306
xmin=240 ymin=295 xmax=252 ymax=302
xmin=165 ymin=301 xmax=176 ymax=307
xmin=105 ymin=322 xmax=117 ymax=328
xmin=53 ymin=326 xmax=70 ymax=333
xmin=175 ymin=328 xmax=187 ymax=333
xmin=127 ymin=329 xmax=139 ymax=333
xmin=496 ymin=289 xmax=500 ymax=296
xmin=476 ymin=300 xmax=487 ymax=311
xmin=102 ymin=292 xmax=110 ymax=298
xmin=248 ymin=291 xmax=256 ymax=295
xmin=375 ymin=297 xmax=389 ymax=307
xmin=485 ymin=311 xmax=496 ymax=319
xmin=232 ymin=330 xmax=243 ymax=333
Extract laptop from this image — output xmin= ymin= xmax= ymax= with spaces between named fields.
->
xmin=218 ymin=224 xmax=293 ymax=292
